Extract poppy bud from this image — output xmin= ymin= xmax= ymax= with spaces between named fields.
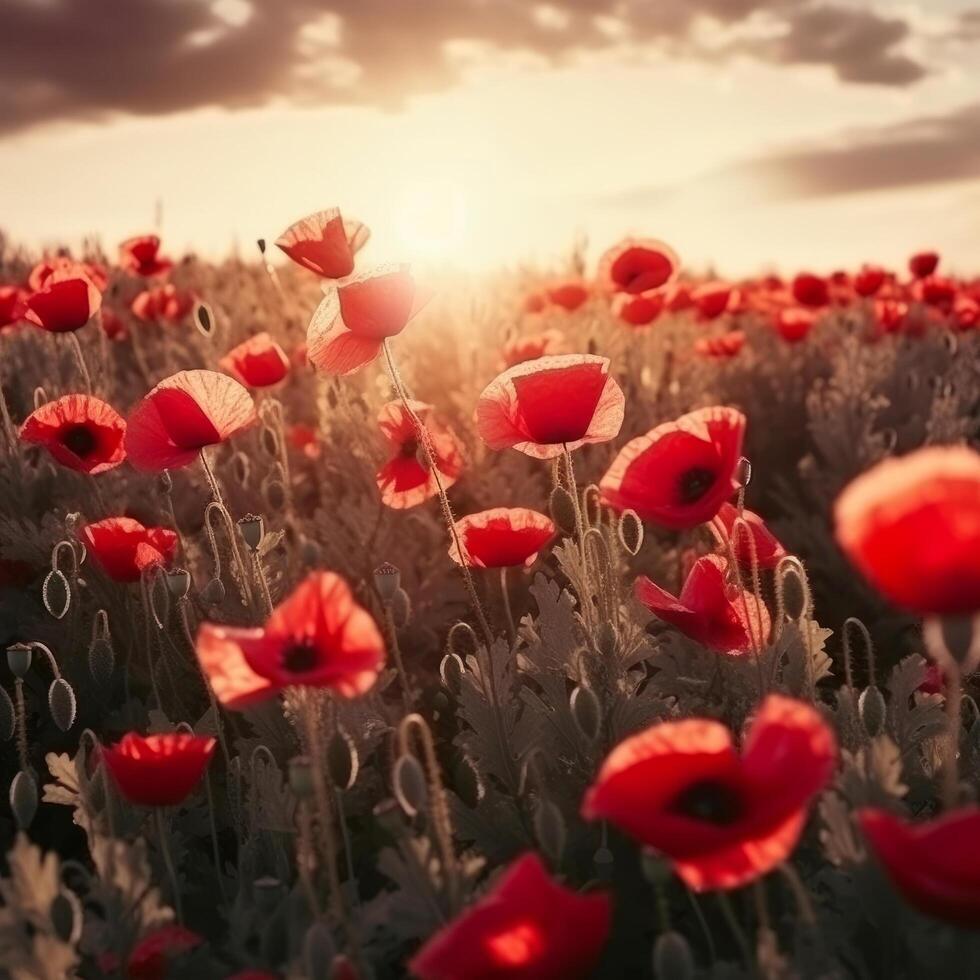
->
xmin=617 ymin=509 xmax=643 ymax=556
xmin=303 ymin=920 xmax=337 ymax=980
xmin=454 ymin=755 xmax=484 ymax=808
xmin=10 ymin=770 xmax=38 ymax=829
xmin=33 ymin=385 xmax=48 ymax=410
xmin=43 ymin=568 xmax=71 ymax=620
xmin=194 ymin=300 xmax=215 ymax=337
xmin=264 ymin=479 xmax=287 ymax=511
xmin=253 ymin=876 xmax=284 ymax=916
xmin=859 ymin=685 xmax=887 ymax=738
xmin=89 ymin=637 xmax=115 ymax=686
xmin=373 ymin=797 xmax=407 ymax=837
xmin=233 ymin=451 xmax=251 ymax=486
xmin=549 ymin=486 xmax=578 ymax=536
xmin=641 ymin=850 xmax=673 ymax=887
xmin=257 ymin=238 xmax=267 ymax=254
xmin=392 ymin=588 xmax=412 ymax=628
xmin=0 ymin=687 xmax=14 ymax=740
xmin=447 ymin=621 xmax=478 ymax=659
xmin=327 ymin=729 xmax=358 ymax=791
xmin=653 ymin=931 xmax=694 ymax=980
xmin=570 ymin=685 xmax=602 ymax=741
xmin=6 ymin=643 xmax=32 ymax=677
xmin=373 ymin=563 xmax=401 ymax=604
xmin=238 ymin=514 xmax=266 ymax=552
xmin=201 ymin=578 xmax=225 ymax=606
xmin=735 ymin=456 xmax=753 ymax=490
xmin=166 ymin=568 xmax=191 ymax=599
xmin=393 ymin=754 xmax=428 ymax=817
xmin=593 ymin=845 xmax=614 ymax=880
xmin=596 ymin=621 xmax=617 ymax=658
xmin=439 ymin=652 xmax=465 ymax=694
xmin=534 ymin=799 xmax=567 ymax=864
xmin=288 ymin=756 xmax=315 ymax=799
xmin=50 ymin=889 xmax=83 ymax=945
xmin=261 ymin=426 xmax=279 ymax=458
xmin=158 ymin=470 xmax=174 ymax=493
xmin=48 ymin=677 xmax=77 ymax=732
xmin=300 ymin=537 xmax=321 ymax=566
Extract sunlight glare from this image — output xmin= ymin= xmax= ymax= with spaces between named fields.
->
xmin=391 ymin=180 xmax=469 ymax=266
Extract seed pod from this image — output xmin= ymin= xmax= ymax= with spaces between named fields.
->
xmin=454 ymin=755 xmax=484 ymax=809
xmin=393 ymin=754 xmax=428 ymax=817
xmin=89 ymin=637 xmax=115 ymax=687
xmin=166 ymin=568 xmax=191 ymax=599
xmin=440 ymin=652 xmax=465 ymax=694
xmin=533 ymin=800 xmax=567 ymax=865
xmin=43 ymin=568 xmax=71 ymax=619
xmin=288 ymin=756 xmax=314 ymax=800
xmin=392 ymin=588 xmax=412 ymax=629
xmin=194 ymin=300 xmax=216 ymax=337
xmin=50 ymin=889 xmax=83 ymax=944
xmin=10 ymin=770 xmax=38 ymax=829
xmin=202 ymin=578 xmax=225 ymax=606
xmin=6 ymin=643 xmax=32 ymax=678
xmin=592 ymin=845 xmax=614 ymax=881
xmin=617 ymin=509 xmax=643 ymax=556
xmin=0 ymin=686 xmax=14 ymax=740
xmin=596 ymin=621 xmax=617 ymax=658
xmin=570 ymin=685 xmax=601 ymax=741
xmin=859 ymin=685 xmax=887 ymax=738
xmin=373 ymin=563 xmax=401 ymax=604
xmin=653 ymin=931 xmax=695 ymax=980
xmin=48 ymin=678 xmax=77 ymax=732
xmin=303 ymin=921 xmax=337 ymax=980
xmin=549 ymin=486 xmax=577 ymax=536
xmin=238 ymin=514 xmax=266 ymax=552
xmin=327 ymin=729 xmax=359 ymax=791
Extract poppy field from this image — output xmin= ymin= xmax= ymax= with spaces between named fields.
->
xmin=1 ymin=216 xmax=979 ymax=980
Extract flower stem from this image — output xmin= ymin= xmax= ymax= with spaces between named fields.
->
xmin=382 ymin=603 xmax=414 ymax=715
xmin=68 ymin=331 xmax=93 ymax=393
xmin=154 ymin=808 xmax=184 ymax=923
xmin=499 ymin=566 xmax=516 ymax=644
xmin=943 ymin=660 xmax=962 ymax=809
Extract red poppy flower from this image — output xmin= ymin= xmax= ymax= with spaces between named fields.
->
xmin=131 ymin=284 xmax=196 ymax=324
xmin=119 ymin=235 xmax=173 ymax=278
xmin=545 ymin=280 xmax=589 ymax=312
xmin=101 ymin=307 xmax=129 ymax=341
xmin=195 ymin=571 xmax=385 ymax=709
xmin=613 ymin=289 xmax=665 ymax=328
xmin=664 ymin=282 xmax=694 ymax=312
xmin=307 ymin=265 xmax=422 ymax=375
xmin=695 ymin=331 xmax=745 ymax=358
xmin=775 ymin=307 xmax=815 ymax=343
xmin=476 ymin=354 xmax=624 ymax=460
xmin=854 ymin=265 xmax=886 ymax=297
xmin=125 ymin=370 xmax=256 ymax=471
xmin=79 ymin=518 xmax=178 ymax=583
xmin=859 ymin=807 xmax=980 ymax=928
xmin=127 ymin=925 xmax=204 ymax=980
xmin=598 ymin=238 xmax=679 ymax=294
xmin=873 ymin=299 xmax=907 ymax=337
xmin=834 ymin=446 xmax=980 ymax=615
xmin=220 ymin=332 xmax=291 ymax=388
xmin=376 ymin=399 xmax=464 ymax=509
xmin=450 ymin=508 xmax=556 ymax=569
xmin=635 ymin=554 xmax=770 ymax=655
xmin=102 ymin=733 xmax=215 ymax=807
xmin=582 ymin=695 xmax=836 ymax=891
xmin=276 ymin=208 xmax=370 ymax=279
xmin=600 ymin=406 xmax=745 ymax=530
xmin=0 ymin=285 xmax=27 ymax=329
xmin=954 ymin=296 xmax=980 ymax=331
xmin=693 ymin=282 xmax=735 ymax=321
xmin=25 ymin=265 xmax=102 ymax=333
xmin=29 ymin=257 xmax=108 ymax=292
xmin=409 ymin=852 xmax=611 ymax=980
xmin=710 ymin=503 xmax=787 ymax=571
xmin=909 ymin=251 xmax=939 ymax=279
xmin=502 ymin=329 xmax=565 ymax=367
xmin=19 ymin=394 xmax=126 ymax=474
xmin=287 ymin=423 xmax=320 ymax=459
xmin=791 ymin=273 xmax=829 ymax=308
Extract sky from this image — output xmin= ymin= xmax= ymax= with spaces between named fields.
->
xmin=1 ymin=0 xmax=980 ymax=276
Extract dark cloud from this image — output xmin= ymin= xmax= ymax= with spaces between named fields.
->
xmin=0 ymin=0 xmax=937 ymax=135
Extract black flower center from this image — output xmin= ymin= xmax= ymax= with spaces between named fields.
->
xmin=671 ymin=779 xmax=744 ymax=825
xmin=401 ymin=437 xmax=419 ymax=458
xmin=281 ymin=643 xmax=319 ymax=673
xmin=61 ymin=424 xmax=98 ymax=458
xmin=678 ymin=466 xmax=716 ymax=504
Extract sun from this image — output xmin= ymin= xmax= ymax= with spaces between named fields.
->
xmin=391 ymin=180 xmax=469 ymax=265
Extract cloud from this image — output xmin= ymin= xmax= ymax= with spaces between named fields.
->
xmin=0 ymin=0 xmax=940 ymax=135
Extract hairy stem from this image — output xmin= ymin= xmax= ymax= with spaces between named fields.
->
xmin=154 ymin=809 xmax=184 ymax=923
